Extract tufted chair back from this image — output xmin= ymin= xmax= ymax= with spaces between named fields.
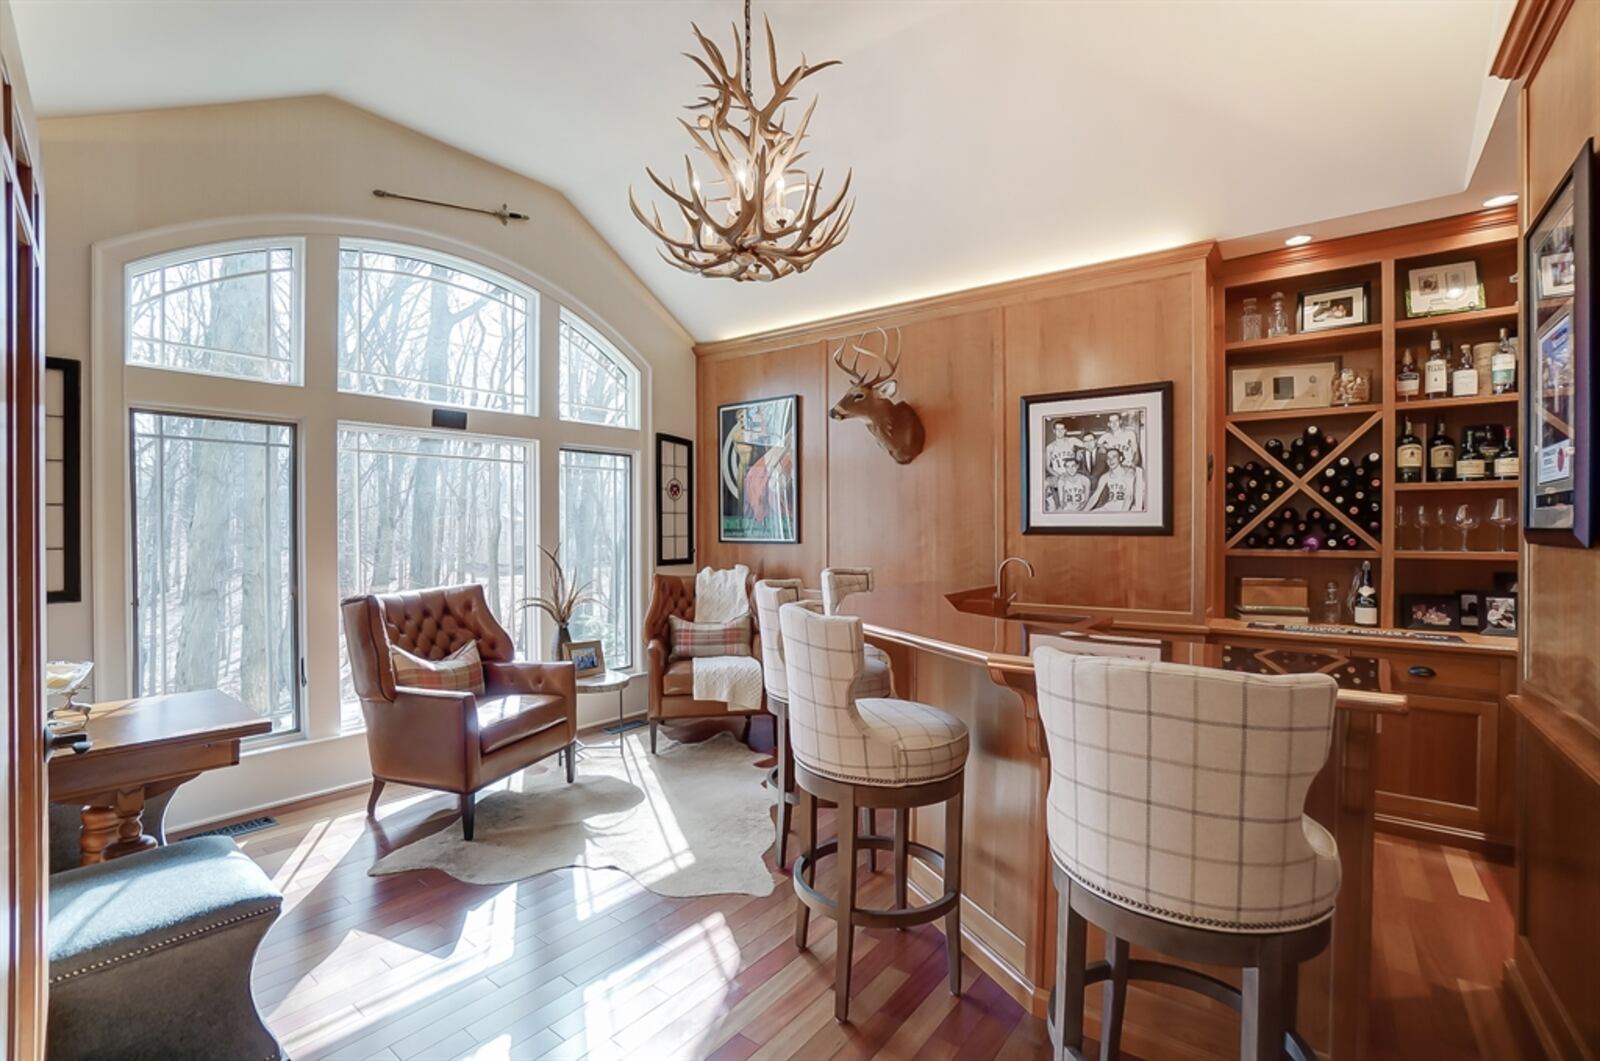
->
xmin=820 ymin=567 xmax=874 ymax=616
xmin=341 ymin=584 xmax=513 ymax=703
xmin=643 ymin=571 xmax=761 ymax=647
xmin=1031 ymin=650 xmax=1341 ymax=932
xmin=754 ymin=579 xmax=805 ymax=703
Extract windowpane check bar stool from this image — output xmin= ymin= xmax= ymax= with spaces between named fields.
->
xmin=756 ymin=575 xmax=892 ymax=870
xmin=1032 ymin=651 xmax=1340 ymax=1061
xmin=779 ymin=601 xmax=968 ymax=1022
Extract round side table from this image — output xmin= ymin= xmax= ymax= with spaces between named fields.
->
xmin=577 ymin=670 xmax=639 ymax=735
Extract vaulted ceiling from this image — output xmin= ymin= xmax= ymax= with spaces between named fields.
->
xmin=12 ymin=1 xmax=1517 ymax=341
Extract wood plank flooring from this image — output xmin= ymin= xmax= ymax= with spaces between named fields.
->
xmin=219 ymin=719 xmax=1543 ymax=1060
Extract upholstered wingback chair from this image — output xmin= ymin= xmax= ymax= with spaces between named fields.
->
xmin=643 ymin=571 xmax=762 ymax=753
xmin=341 ymin=584 xmax=576 ymax=840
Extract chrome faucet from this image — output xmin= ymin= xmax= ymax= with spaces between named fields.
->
xmin=995 ymin=556 xmax=1036 ymax=609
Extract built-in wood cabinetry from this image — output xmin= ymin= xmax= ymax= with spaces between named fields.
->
xmin=1212 ymin=213 xmax=1523 ymax=850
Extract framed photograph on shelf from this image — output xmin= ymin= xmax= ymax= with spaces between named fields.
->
xmin=1457 ymin=591 xmax=1481 ymax=630
xmin=1400 ymin=594 xmax=1459 ymax=630
xmin=1523 ymin=137 xmax=1595 ymax=547
xmin=1482 ymin=595 xmax=1518 ymax=637
xmin=717 ymin=395 xmax=799 ymax=544
xmin=1020 ymin=381 xmax=1173 ymax=535
xmin=1405 ymin=260 xmax=1485 ymax=317
xmin=1297 ymin=283 xmax=1370 ymax=333
xmin=1229 ymin=360 xmax=1335 ymax=413
xmin=655 ymin=433 xmax=694 ymax=565
xmin=561 ymin=639 xmax=606 ymax=678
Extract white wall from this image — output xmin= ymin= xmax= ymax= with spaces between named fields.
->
xmin=41 ymin=95 xmax=697 ymax=828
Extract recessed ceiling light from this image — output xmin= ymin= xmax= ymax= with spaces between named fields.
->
xmin=1284 ymin=234 xmax=1313 ymax=247
xmin=1483 ymin=193 xmax=1519 ymax=208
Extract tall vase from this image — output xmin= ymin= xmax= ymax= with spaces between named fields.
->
xmin=550 ymin=623 xmax=571 ymax=662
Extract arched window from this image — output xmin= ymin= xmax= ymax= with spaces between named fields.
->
xmin=126 ymin=239 xmax=302 ymax=384
xmin=559 ymin=308 xmax=639 ymax=427
xmin=338 ymin=240 xmax=534 ymax=414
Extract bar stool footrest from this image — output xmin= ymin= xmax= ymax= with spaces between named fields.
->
xmin=794 ymin=838 xmax=956 ymax=927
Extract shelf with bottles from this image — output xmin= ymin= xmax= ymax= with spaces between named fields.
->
xmin=1393 ymin=479 xmax=1516 ymax=492
xmin=1223 ymin=420 xmax=1385 ymax=553
xmin=1221 ymin=553 xmax=1386 ymax=629
xmin=1394 ymin=414 xmax=1521 ymax=491
xmin=1224 ymin=263 xmax=1383 ymax=348
xmin=1393 ymin=324 xmax=1520 ymax=408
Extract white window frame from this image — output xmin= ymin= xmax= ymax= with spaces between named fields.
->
xmin=337 ymin=238 xmax=540 ymax=417
xmin=124 ymin=236 xmax=306 ymax=388
xmin=558 ymin=306 xmax=641 ymax=428
xmin=91 ymin=218 xmax=653 ymax=766
xmin=558 ymin=445 xmax=638 ymax=671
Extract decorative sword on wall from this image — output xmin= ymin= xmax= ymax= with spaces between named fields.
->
xmin=371 ymin=189 xmax=530 ymax=225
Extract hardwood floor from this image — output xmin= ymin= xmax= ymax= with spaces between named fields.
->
xmin=221 ymin=719 xmax=1542 ymax=1060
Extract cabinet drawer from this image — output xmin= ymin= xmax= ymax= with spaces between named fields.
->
xmin=1383 ymin=654 xmax=1502 ymax=699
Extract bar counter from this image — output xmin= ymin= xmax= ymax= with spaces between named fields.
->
xmin=840 ymin=582 xmax=1405 ymax=1061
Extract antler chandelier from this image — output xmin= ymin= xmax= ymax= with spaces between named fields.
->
xmin=629 ymin=0 xmax=854 ymax=282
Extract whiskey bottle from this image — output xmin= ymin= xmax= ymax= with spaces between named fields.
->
xmin=1397 ymin=347 xmax=1421 ymax=400
xmin=1424 ymin=330 xmax=1449 ymax=398
xmin=1428 ymin=421 xmax=1457 ymax=482
xmin=1396 ymin=418 xmax=1424 ymax=482
xmin=1451 ymin=342 xmax=1480 ymax=397
xmin=1455 ymin=426 xmax=1487 ymax=480
xmin=1491 ymin=328 xmax=1518 ymax=394
xmin=1494 ymin=426 xmax=1520 ymax=480
xmin=1353 ymin=560 xmax=1379 ymax=627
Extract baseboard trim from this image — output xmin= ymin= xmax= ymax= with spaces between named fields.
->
xmin=1506 ymin=935 xmax=1586 ymax=1060
xmin=171 ymin=777 xmax=373 ymax=839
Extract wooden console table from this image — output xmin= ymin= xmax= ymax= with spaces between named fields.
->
xmin=48 ymin=690 xmax=270 ymax=865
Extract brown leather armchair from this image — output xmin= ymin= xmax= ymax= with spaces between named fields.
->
xmin=340 ymin=584 xmax=577 ymax=840
xmin=643 ymin=572 xmax=763 ymax=753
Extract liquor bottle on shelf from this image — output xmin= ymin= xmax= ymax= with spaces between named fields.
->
xmin=1428 ymin=421 xmax=1457 ymax=482
xmin=1353 ymin=561 xmax=1379 ymax=627
xmin=1455 ymin=427 xmax=1487 ymax=481
xmin=1492 ymin=328 xmax=1518 ymax=395
xmin=1451 ymin=342 xmax=1480 ymax=398
xmin=1397 ymin=418 xmax=1424 ymax=482
xmin=1397 ymin=347 xmax=1420 ymax=400
xmin=1495 ymin=426 xmax=1520 ymax=480
xmin=1425 ymin=331 xmax=1449 ymax=398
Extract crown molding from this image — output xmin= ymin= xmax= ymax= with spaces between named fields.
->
xmin=1491 ymin=0 xmax=1574 ymax=80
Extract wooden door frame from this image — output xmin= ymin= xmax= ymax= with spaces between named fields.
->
xmin=2 ymin=43 xmax=49 ymax=1061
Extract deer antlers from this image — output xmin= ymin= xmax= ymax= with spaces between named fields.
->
xmin=628 ymin=15 xmax=853 ymax=282
xmin=830 ymin=327 xmax=902 ymax=389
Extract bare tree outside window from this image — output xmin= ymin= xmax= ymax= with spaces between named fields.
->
xmin=560 ymin=449 xmax=632 ymax=669
xmin=132 ymin=412 xmax=299 ymax=735
xmin=558 ymin=309 xmax=638 ymax=427
xmin=336 ymin=427 xmax=530 ymax=729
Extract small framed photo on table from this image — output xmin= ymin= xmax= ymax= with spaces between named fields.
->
xmin=1020 ymin=381 xmax=1173 ymax=535
xmin=562 ymin=639 xmax=606 ymax=678
xmin=1482 ymin=595 xmax=1518 ymax=636
xmin=1298 ymin=283 xmax=1370 ymax=333
xmin=1401 ymin=594 xmax=1459 ymax=630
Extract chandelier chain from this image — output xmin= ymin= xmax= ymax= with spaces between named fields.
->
xmin=743 ymin=0 xmax=752 ymax=98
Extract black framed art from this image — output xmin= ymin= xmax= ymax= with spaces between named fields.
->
xmin=655 ymin=433 xmax=694 ymax=565
xmin=44 ymin=357 xmax=82 ymax=603
xmin=717 ymin=395 xmax=799 ymax=544
xmin=1524 ymin=137 xmax=1596 ymax=547
xmin=1020 ymin=381 xmax=1174 ymax=535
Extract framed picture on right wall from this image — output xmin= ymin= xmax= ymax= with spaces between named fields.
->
xmin=1524 ymin=137 xmax=1597 ymax=547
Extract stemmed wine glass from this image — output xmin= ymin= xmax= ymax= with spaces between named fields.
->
xmin=1489 ymin=498 xmax=1518 ymax=552
xmin=1454 ymin=503 xmax=1481 ymax=552
xmin=1415 ymin=504 xmax=1434 ymax=551
xmin=1394 ymin=505 xmax=1409 ymax=551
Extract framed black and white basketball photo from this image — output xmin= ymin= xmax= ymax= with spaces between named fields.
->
xmin=1020 ymin=381 xmax=1173 ymax=535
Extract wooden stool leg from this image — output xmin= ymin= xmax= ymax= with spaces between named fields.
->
xmin=862 ymin=807 xmax=878 ymax=872
xmin=775 ymin=712 xmax=793 ymax=870
xmin=1242 ymin=936 xmax=1287 ymax=1061
xmin=1058 ymin=881 xmax=1089 ymax=1058
xmin=565 ymin=740 xmax=577 ymax=783
xmin=943 ymin=787 xmax=963 ymax=996
xmin=1100 ymin=934 xmax=1130 ymax=1061
xmin=834 ymin=791 xmax=859 ymax=1022
xmin=794 ymin=788 xmax=817 ymax=950
xmin=893 ymin=807 xmax=910 ymax=916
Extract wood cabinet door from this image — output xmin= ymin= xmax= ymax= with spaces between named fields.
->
xmin=1374 ymin=691 xmax=1498 ymax=837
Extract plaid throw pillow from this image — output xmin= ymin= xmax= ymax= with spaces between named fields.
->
xmin=669 ymin=615 xmax=752 ymax=660
xmin=390 ymin=640 xmax=486 ymax=696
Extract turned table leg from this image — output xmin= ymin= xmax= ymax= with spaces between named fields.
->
xmin=79 ymin=787 xmax=156 ymax=865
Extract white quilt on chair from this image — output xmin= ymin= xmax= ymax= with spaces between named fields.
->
xmin=692 ymin=565 xmax=764 ymax=711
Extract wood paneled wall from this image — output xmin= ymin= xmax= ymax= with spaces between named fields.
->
xmin=1495 ymin=2 xmax=1600 ymax=1057
xmin=696 ymin=244 xmax=1215 ymax=625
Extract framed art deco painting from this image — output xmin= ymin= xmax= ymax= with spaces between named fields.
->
xmin=717 ymin=395 xmax=799 ymax=543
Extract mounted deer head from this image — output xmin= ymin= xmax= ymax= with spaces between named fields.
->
xmin=828 ymin=327 xmax=926 ymax=465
